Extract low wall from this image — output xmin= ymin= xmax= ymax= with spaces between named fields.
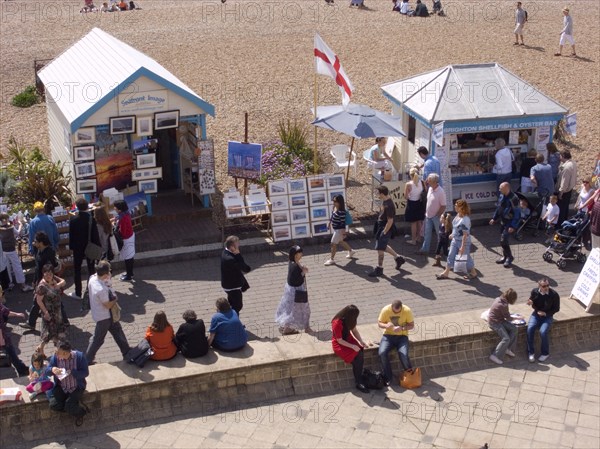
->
xmin=1 ymin=302 xmax=598 ymax=447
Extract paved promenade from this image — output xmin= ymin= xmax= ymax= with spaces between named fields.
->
xmin=2 ymin=225 xmax=587 ymax=370
xmin=26 ymin=348 xmax=600 ymax=449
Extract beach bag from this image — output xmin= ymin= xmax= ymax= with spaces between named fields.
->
xmin=345 ymin=211 xmax=353 ymax=226
xmin=480 ymin=309 xmax=490 ymax=322
xmin=362 ymin=368 xmax=385 ymax=390
xmin=400 ymin=368 xmax=422 ymax=389
xmin=294 ymin=280 xmax=308 ymax=303
xmin=111 ymin=302 xmax=121 ymax=322
xmin=0 ymin=387 xmax=22 ymax=404
xmin=454 ymin=254 xmax=469 ymax=274
xmin=126 ymin=339 xmax=154 ymax=368
xmin=84 ymin=218 xmax=103 ymax=261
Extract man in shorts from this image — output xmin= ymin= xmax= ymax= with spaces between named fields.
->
xmin=368 ymin=186 xmax=405 ymax=277
xmin=555 ymin=7 xmax=576 ymax=57
xmin=514 ymin=2 xmax=527 ymax=45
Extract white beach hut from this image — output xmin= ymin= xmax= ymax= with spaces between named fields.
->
xmin=38 ymin=27 xmax=215 ymax=211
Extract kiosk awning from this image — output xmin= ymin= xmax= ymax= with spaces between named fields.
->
xmin=381 ymin=63 xmax=568 ymax=123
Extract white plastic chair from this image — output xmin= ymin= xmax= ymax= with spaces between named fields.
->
xmin=330 ymin=145 xmax=356 ymax=177
xmin=362 ymin=148 xmax=389 ymax=172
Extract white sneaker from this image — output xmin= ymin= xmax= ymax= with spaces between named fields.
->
xmin=538 ymin=354 xmax=549 ymax=362
xmin=346 ymin=250 xmax=356 ymax=259
xmin=505 ymin=349 xmax=516 ymax=357
xmin=489 ymin=354 xmax=503 ymax=365
xmin=324 ymin=259 xmax=336 ymax=266
xmin=528 ymin=354 xmax=536 ymax=363
xmin=21 ymin=285 xmax=34 ymax=293
xmin=68 ymin=292 xmax=82 ymax=300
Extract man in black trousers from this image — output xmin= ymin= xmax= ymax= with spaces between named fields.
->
xmin=221 ymin=235 xmax=251 ymax=316
xmin=68 ymin=198 xmax=100 ymax=299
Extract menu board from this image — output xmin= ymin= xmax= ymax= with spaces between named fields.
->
xmin=435 ymin=137 xmax=453 ymax=209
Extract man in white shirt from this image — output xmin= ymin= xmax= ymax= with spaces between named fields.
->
xmin=493 ymin=138 xmax=513 ymax=195
xmin=556 ymin=149 xmax=578 ymax=225
xmin=85 ymin=261 xmax=131 ymax=364
xmin=416 ymin=174 xmax=446 ymax=255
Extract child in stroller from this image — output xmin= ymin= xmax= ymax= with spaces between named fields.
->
xmin=542 ymin=210 xmax=590 ymax=269
xmin=514 ymin=191 xmax=546 ymax=240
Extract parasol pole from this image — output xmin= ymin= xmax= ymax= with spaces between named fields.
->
xmin=345 ymin=137 xmax=355 ymax=182
xmin=313 ymin=72 xmax=318 ymax=174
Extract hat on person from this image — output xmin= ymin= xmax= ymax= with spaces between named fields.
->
xmin=33 ymin=201 xmax=44 ymax=212
xmin=562 ymin=6 xmax=569 ymax=12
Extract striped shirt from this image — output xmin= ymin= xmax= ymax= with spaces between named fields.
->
xmin=57 ymin=351 xmax=78 ymax=393
xmin=330 ymin=210 xmax=346 ymax=230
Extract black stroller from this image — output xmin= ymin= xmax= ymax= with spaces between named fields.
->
xmin=514 ymin=191 xmax=547 ymax=240
xmin=542 ymin=210 xmax=590 ymax=269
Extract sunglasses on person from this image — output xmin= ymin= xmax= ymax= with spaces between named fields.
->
xmin=539 ymin=283 xmax=550 ymax=288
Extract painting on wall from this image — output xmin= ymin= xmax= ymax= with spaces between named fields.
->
xmin=94 ymin=129 xmax=133 ymax=193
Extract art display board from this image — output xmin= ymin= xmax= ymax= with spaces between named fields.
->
xmin=570 ymin=248 xmax=600 ymax=311
xmin=268 ymin=174 xmax=346 ymax=240
xmin=198 ymin=139 xmax=216 ymax=194
xmin=223 ymin=189 xmax=246 ymax=219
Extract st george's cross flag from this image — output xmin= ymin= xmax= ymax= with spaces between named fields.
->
xmin=314 ymin=34 xmax=354 ymax=107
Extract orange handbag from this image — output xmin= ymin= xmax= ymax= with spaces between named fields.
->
xmin=400 ymin=367 xmax=422 ymax=389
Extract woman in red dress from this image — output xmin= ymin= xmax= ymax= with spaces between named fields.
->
xmin=331 ymin=305 xmax=370 ymax=393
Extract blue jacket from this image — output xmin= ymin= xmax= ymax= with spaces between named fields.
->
xmin=492 ymin=191 xmax=521 ymax=229
xmin=45 ymin=350 xmax=89 ymax=394
xmin=28 ymin=213 xmax=60 ymax=253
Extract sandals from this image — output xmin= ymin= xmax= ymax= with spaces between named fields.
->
xmin=435 ymin=273 xmax=449 ymax=280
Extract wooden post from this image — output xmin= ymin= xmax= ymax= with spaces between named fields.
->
xmin=313 ymin=73 xmax=318 ymax=174
xmin=244 ymin=112 xmax=249 ymax=144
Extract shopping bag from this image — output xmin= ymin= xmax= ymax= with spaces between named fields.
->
xmin=399 ymin=368 xmax=422 ymax=389
xmin=454 ymin=254 xmax=468 ymax=274
xmin=0 ymin=387 xmax=22 ymax=404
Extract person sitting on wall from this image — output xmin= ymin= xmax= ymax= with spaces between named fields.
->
xmin=208 ymin=297 xmax=247 ymax=352
xmin=118 ymin=0 xmax=128 ymax=10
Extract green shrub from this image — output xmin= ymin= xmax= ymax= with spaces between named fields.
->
xmin=11 ymin=86 xmax=39 ymax=108
xmin=277 ymin=119 xmax=313 ymax=162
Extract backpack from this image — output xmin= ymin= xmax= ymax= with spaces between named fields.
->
xmin=524 ymin=9 xmax=528 ymax=21
xmin=362 ymin=368 xmax=386 ymax=390
xmin=126 ymin=339 xmax=154 ymax=368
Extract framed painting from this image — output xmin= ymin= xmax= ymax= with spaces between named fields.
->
xmin=310 ymin=206 xmax=329 ymax=221
xmin=268 ymin=180 xmax=288 ymax=196
xmin=327 ymin=174 xmax=345 ymax=189
xmin=288 ymin=178 xmax=307 ymax=194
xmin=309 ymin=191 xmax=327 ymax=206
xmin=74 ymin=162 xmax=96 ymax=179
xmin=291 ymin=224 xmax=310 ymax=239
xmin=289 ymin=193 xmax=308 ymax=209
xmin=271 ymin=210 xmax=291 ymax=226
xmin=272 ymin=225 xmax=292 ymax=242
xmin=76 ymin=178 xmax=97 ymax=194
xmin=73 ymin=145 xmax=95 ymax=162
xmin=154 ymin=110 xmax=180 ymax=130
xmin=136 ymin=153 xmax=156 ymax=169
xmin=290 ymin=208 xmax=309 ymax=224
xmin=312 ymin=221 xmax=330 ymax=237
xmin=270 ymin=195 xmax=289 ymax=211
xmin=307 ymin=176 xmax=327 ymax=191
xmin=74 ymin=127 xmax=96 ymax=145
xmin=137 ymin=116 xmax=153 ymax=137
xmin=138 ymin=179 xmax=158 ymax=194
xmin=109 ymin=116 xmax=136 ymax=135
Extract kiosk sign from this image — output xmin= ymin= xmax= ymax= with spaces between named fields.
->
xmin=118 ymin=89 xmax=169 ymax=115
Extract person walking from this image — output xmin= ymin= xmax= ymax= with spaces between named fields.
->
xmin=94 ymin=206 xmax=113 ymax=260
xmin=488 ymin=288 xmax=520 ymax=365
xmin=514 ymin=2 xmax=527 ymax=46
xmin=378 ymin=300 xmax=415 ymax=386
xmin=68 ymin=198 xmax=100 ymax=299
xmin=555 ymin=7 xmax=576 ymax=57
xmin=113 ymin=200 xmax=135 ymax=281
xmin=220 ymin=235 xmax=251 ymax=316
xmin=85 ymin=261 xmax=130 ymax=365
xmin=490 ymin=182 xmax=521 ymax=268
xmin=416 ymin=174 xmax=446 ymax=256
xmin=28 ymin=201 xmax=59 ymax=255
xmin=403 ymin=168 xmax=425 ymax=246
xmin=492 ymin=138 xmax=513 ymax=195
xmin=368 ymin=185 xmax=405 ymax=277
xmin=35 ymin=264 xmax=67 ymax=356
xmin=331 ymin=305 xmax=371 ymax=393
xmin=436 ymin=199 xmax=477 ymax=280
xmin=324 ymin=195 xmax=355 ymax=266
xmin=556 ymin=149 xmax=578 ymax=225
xmin=275 ymin=246 xmax=312 ymax=334
xmin=527 ymin=278 xmax=560 ymax=362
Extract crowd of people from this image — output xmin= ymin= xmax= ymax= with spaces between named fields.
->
xmin=1 ymin=138 xmax=598 ymax=420
xmin=80 ymin=0 xmax=140 ymax=13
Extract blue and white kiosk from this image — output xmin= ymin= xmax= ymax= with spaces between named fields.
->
xmin=381 ymin=63 xmax=568 ymax=207
xmin=38 ymin=28 xmax=216 ymax=214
